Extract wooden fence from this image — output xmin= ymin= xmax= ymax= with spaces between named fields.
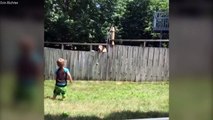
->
xmin=44 ymin=45 xmax=169 ymax=81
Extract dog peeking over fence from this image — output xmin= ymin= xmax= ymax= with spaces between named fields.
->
xmin=98 ymin=45 xmax=107 ymax=53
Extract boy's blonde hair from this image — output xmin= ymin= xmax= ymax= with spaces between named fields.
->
xmin=57 ymin=58 xmax=65 ymax=68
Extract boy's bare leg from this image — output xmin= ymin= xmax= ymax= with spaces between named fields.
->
xmin=51 ymin=94 xmax=57 ymax=100
xmin=62 ymin=94 xmax=65 ymax=100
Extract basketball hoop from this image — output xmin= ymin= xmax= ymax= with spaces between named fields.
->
xmin=153 ymin=11 xmax=169 ymax=32
xmin=153 ymin=11 xmax=169 ymax=47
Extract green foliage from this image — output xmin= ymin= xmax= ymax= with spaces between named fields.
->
xmin=150 ymin=0 xmax=169 ymax=11
xmin=118 ymin=0 xmax=151 ymax=39
xmin=45 ymin=0 xmax=169 ymax=42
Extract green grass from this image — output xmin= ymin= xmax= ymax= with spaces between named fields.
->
xmin=44 ymin=80 xmax=169 ymax=120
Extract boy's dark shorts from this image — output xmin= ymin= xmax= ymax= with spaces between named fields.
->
xmin=53 ymin=86 xmax=67 ymax=96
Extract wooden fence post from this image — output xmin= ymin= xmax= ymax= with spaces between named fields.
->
xmin=61 ymin=44 xmax=64 ymax=50
xmin=90 ymin=45 xmax=92 ymax=51
xmin=143 ymin=41 xmax=146 ymax=47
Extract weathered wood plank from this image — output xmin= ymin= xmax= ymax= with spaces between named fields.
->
xmin=142 ymin=47 xmax=148 ymax=81
xmin=164 ymin=49 xmax=169 ymax=80
xmin=135 ymin=46 xmax=140 ymax=82
xmin=152 ymin=48 xmax=159 ymax=81
xmin=126 ymin=46 xmax=132 ymax=81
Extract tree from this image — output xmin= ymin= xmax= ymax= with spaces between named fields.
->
xmin=119 ymin=0 xmax=152 ymax=39
xmin=45 ymin=0 xmax=117 ymax=43
xmin=44 ymin=0 xmax=169 ymax=43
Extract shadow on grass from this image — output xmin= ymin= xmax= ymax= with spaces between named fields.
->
xmin=44 ymin=96 xmax=64 ymax=101
xmin=44 ymin=111 xmax=169 ymax=120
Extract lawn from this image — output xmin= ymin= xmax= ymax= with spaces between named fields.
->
xmin=44 ymin=80 xmax=169 ymax=120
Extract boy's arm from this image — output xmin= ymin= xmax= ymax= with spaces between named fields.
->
xmin=67 ymin=72 xmax=73 ymax=83
xmin=55 ymin=74 xmax=57 ymax=81
xmin=55 ymin=70 xmax=57 ymax=81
